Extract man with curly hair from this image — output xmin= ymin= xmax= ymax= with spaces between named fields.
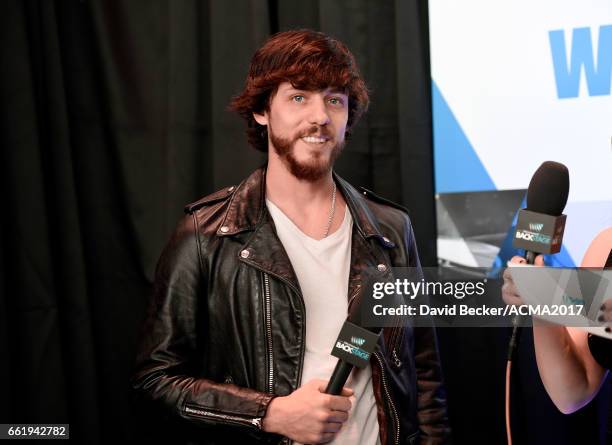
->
xmin=133 ymin=29 xmax=450 ymax=445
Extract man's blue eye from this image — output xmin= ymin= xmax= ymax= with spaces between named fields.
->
xmin=293 ymin=95 xmax=304 ymax=103
xmin=329 ymin=97 xmax=344 ymax=106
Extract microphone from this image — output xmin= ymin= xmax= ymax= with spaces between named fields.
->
xmin=508 ymin=160 xmax=569 ymax=358
xmin=512 ymin=161 xmax=569 ymax=260
xmin=325 ymin=292 xmax=382 ymax=395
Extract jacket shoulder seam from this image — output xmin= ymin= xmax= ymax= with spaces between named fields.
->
xmin=358 ymin=186 xmax=411 ymax=215
xmin=184 ymin=186 xmax=236 ymax=214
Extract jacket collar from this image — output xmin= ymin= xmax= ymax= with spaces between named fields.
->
xmin=333 ymin=173 xmax=390 ymax=243
xmin=217 ymin=166 xmax=389 ymax=243
xmin=215 ymin=167 xmax=268 ymax=236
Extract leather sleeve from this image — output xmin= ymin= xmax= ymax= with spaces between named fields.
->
xmin=131 ymin=213 xmax=275 ymax=432
xmin=404 ymin=217 xmax=452 ymax=444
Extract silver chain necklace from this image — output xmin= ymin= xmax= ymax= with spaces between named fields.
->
xmin=323 ymin=181 xmax=337 ymax=238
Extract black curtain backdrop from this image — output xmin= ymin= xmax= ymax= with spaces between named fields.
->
xmin=0 ymin=1 xmax=604 ymax=444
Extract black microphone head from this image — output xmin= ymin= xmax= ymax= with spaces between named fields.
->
xmin=526 ymin=161 xmax=569 ymax=216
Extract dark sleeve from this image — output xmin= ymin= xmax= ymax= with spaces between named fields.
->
xmin=130 ymin=213 xmax=275 ymax=432
xmin=403 ymin=217 xmax=452 ymax=444
xmin=588 ymin=333 xmax=612 ymax=370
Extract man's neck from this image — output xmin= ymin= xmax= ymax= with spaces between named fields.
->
xmin=265 ymin=158 xmax=346 ymax=240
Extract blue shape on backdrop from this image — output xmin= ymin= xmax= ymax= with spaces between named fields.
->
xmin=431 ymin=80 xmax=496 ymax=194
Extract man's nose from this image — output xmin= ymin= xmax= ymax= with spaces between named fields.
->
xmin=307 ymin=96 xmax=330 ymax=126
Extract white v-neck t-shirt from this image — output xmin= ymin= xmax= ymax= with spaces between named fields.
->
xmin=266 ymin=198 xmax=381 ymax=445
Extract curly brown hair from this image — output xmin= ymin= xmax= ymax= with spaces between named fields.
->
xmin=229 ymin=29 xmax=370 ymax=152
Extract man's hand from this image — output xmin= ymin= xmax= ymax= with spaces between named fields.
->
xmin=262 ymin=378 xmax=353 ymax=444
xmin=501 ymin=255 xmax=545 ymax=306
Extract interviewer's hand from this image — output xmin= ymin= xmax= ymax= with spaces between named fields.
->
xmin=262 ymin=379 xmax=353 ymax=444
xmin=600 ymin=299 xmax=612 ymax=332
xmin=501 ymin=255 xmax=545 ymax=306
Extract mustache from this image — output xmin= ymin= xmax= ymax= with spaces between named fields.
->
xmin=297 ymin=126 xmax=333 ymax=139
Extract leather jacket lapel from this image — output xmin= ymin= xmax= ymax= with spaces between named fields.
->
xmin=217 ymin=167 xmax=302 ymax=292
xmin=239 ymin=211 xmax=302 ymax=294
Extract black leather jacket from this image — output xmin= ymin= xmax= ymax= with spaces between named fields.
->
xmin=132 ymin=167 xmax=450 ymax=444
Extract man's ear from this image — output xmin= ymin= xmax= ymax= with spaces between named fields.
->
xmin=253 ymin=111 xmax=268 ymax=126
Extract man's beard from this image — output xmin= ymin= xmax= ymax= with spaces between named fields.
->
xmin=269 ymin=125 xmax=345 ymax=182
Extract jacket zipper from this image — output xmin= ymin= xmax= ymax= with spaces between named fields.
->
xmin=263 ymin=273 xmax=274 ymax=393
xmin=184 ymin=404 xmax=262 ymax=429
xmin=374 ymin=351 xmax=400 ymax=445
xmin=239 ymin=261 xmax=306 ymax=445
xmin=242 ymin=261 xmax=306 ymax=390
xmin=263 ymin=272 xmax=303 ymax=445
xmin=264 ymin=274 xmax=294 ymax=445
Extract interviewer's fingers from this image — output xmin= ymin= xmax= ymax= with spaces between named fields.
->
xmin=502 ymin=269 xmax=523 ymax=306
xmin=601 ymin=299 xmax=612 ymax=323
xmin=534 ymin=255 xmax=545 ymax=266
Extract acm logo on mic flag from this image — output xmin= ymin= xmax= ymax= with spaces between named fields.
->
xmin=529 ymin=223 xmax=544 ymax=232
xmin=350 ymin=336 xmax=366 ymax=346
